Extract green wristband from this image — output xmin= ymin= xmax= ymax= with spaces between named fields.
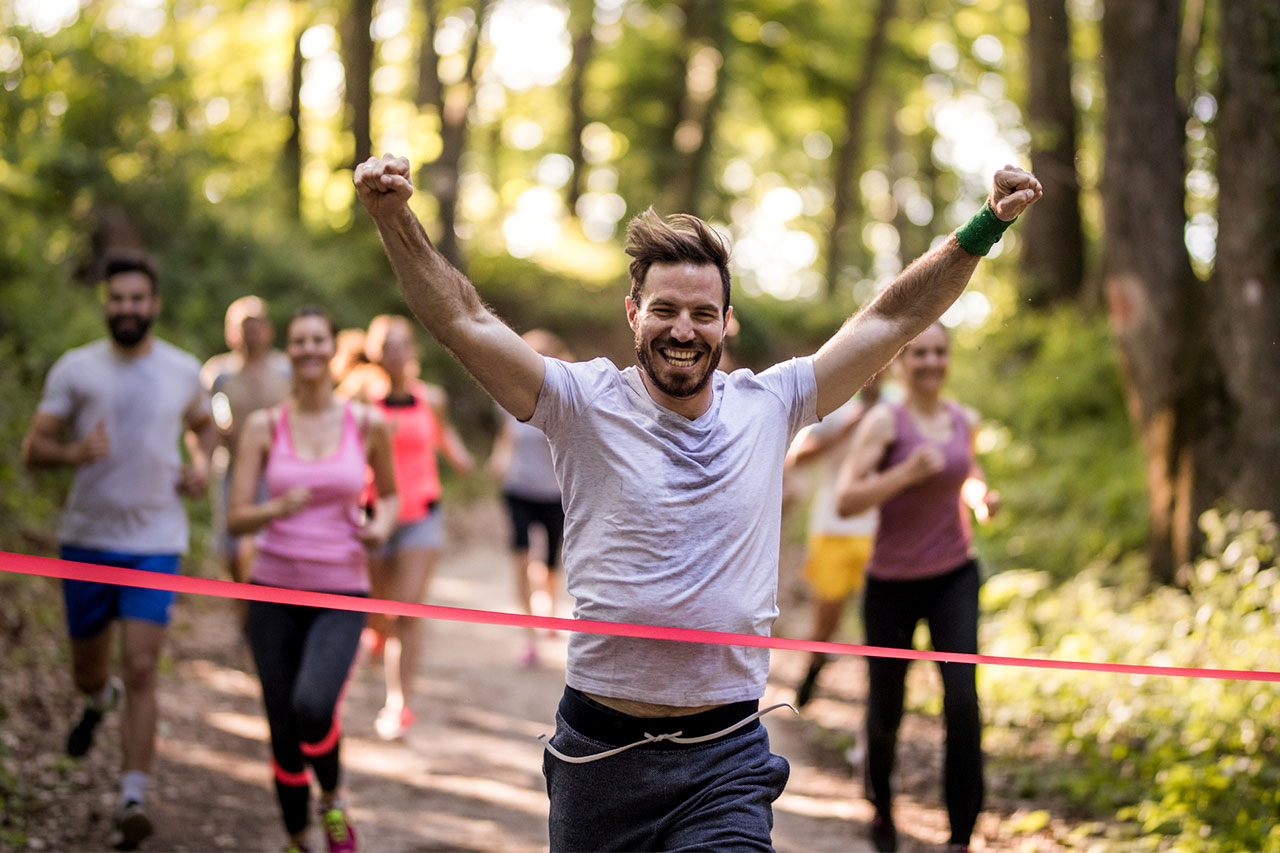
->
xmin=954 ymin=201 xmax=1015 ymax=257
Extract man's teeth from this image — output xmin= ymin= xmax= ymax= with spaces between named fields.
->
xmin=662 ymin=348 xmax=700 ymax=367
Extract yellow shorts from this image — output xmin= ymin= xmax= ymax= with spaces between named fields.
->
xmin=802 ymin=534 xmax=873 ymax=602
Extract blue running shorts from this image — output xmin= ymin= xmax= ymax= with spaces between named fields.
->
xmin=60 ymin=545 xmax=181 ymax=640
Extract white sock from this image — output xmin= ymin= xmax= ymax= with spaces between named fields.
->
xmin=120 ymin=771 xmax=149 ymax=806
xmin=89 ymin=678 xmax=116 ymax=710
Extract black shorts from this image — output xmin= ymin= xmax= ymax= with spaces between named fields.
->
xmin=503 ymin=492 xmax=566 ymax=569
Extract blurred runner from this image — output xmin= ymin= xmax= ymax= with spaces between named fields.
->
xmin=204 ymin=296 xmax=290 ymax=586
xmin=22 ymin=250 xmax=216 ymax=850
xmin=487 ymin=329 xmax=570 ymax=667
xmin=834 ymin=323 xmax=1000 ymax=853
xmin=227 ymin=306 xmax=398 ymax=853
xmin=785 ymin=373 xmax=882 ymax=710
xmin=346 ymin=314 xmax=473 ymax=741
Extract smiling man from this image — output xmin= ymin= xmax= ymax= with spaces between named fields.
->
xmin=354 ymin=154 xmax=1040 ymax=851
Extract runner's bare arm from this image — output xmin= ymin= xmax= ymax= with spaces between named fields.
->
xmin=959 ymin=406 xmax=1000 ymax=522
xmin=485 ymin=417 xmax=515 ymax=481
xmin=354 ymin=155 xmax=546 ymax=421
xmin=426 ymin=385 xmax=474 ymax=474
xmin=226 ymin=409 xmax=309 ymax=537
xmin=179 ymin=389 xmax=218 ymax=498
xmin=812 ymin=166 xmax=1042 ymax=418
xmin=833 ymin=404 xmax=947 ymax=517
xmin=359 ymin=404 xmax=400 ymax=546
xmin=22 ymin=412 xmax=109 ymax=468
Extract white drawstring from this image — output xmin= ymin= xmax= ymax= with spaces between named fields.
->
xmin=539 ymin=702 xmax=797 ymax=764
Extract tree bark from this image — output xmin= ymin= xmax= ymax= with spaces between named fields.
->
xmin=565 ymin=0 xmax=596 ymax=212
xmin=416 ymin=0 xmax=491 ymax=270
xmin=1101 ymin=0 xmax=1209 ymax=583
xmin=1023 ymin=0 xmax=1084 ymax=305
xmin=282 ymin=4 xmax=306 ymax=220
xmin=342 ymin=0 xmax=375 ymax=171
xmin=824 ymin=0 xmax=895 ymax=298
xmin=1209 ymin=0 xmax=1280 ymax=514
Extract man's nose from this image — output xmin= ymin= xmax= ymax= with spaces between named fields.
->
xmin=671 ymin=313 xmax=696 ymax=341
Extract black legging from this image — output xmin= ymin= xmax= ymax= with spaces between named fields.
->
xmin=862 ymin=560 xmax=983 ymax=845
xmin=248 ymin=598 xmax=365 ymax=835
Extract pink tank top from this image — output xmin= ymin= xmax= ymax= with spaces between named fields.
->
xmin=251 ymin=403 xmax=369 ymax=592
xmin=866 ymin=402 xmax=974 ymax=581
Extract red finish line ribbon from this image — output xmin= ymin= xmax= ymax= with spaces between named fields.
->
xmin=4 ymin=550 xmax=1278 ymax=683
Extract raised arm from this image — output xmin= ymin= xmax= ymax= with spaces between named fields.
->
xmin=812 ymin=165 xmax=1042 ymax=417
xmin=354 ymin=155 xmax=546 ymax=421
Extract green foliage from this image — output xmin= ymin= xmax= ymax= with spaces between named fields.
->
xmin=982 ymin=510 xmax=1280 ymax=851
xmin=949 ymin=307 xmax=1147 ymax=581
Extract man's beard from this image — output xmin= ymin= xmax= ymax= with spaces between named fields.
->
xmin=635 ymin=334 xmax=723 ymax=399
xmin=108 ymin=313 xmax=154 ymax=347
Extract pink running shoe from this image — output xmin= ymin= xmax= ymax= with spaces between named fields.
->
xmin=320 ymin=802 xmax=357 ymax=853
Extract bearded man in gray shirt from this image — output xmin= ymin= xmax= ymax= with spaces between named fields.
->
xmin=355 ymin=154 xmax=1040 ymax=851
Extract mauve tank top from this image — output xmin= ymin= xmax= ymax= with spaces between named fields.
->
xmin=251 ymin=402 xmax=369 ymax=592
xmin=866 ymin=401 xmax=974 ymax=581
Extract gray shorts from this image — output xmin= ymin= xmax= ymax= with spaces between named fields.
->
xmin=378 ymin=507 xmax=445 ymax=557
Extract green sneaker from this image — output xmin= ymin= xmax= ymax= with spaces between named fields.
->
xmin=320 ymin=802 xmax=357 ymax=852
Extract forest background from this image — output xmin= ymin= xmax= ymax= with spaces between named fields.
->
xmin=0 ymin=0 xmax=1278 ymax=848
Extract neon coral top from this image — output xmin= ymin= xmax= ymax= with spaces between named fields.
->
xmin=377 ymin=387 xmax=443 ymax=524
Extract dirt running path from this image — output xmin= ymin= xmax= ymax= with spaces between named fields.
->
xmin=10 ymin=500 xmax=1085 ymax=852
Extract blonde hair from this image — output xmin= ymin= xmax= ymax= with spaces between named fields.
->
xmin=364 ymin=314 xmax=417 ymax=363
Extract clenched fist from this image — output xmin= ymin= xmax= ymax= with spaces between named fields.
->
xmin=354 ymin=155 xmax=414 ymax=219
xmin=988 ymin=165 xmax=1043 ymax=221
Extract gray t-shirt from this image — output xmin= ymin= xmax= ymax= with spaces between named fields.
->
xmin=499 ymin=409 xmax=561 ymax=502
xmin=529 ymin=355 xmax=818 ymax=705
xmin=37 ymin=338 xmax=206 ymax=554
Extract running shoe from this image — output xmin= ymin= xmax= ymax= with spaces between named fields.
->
xmin=794 ymin=663 xmax=822 ymax=708
xmin=374 ymin=706 xmax=414 ymax=741
xmin=519 ymin=640 xmax=538 ymax=668
xmin=108 ymin=799 xmax=153 ymax=851
xmin=320 ymin=802 xmax=358 ymax=853
xmin=67 ymin=675 xmax=122 ymax=758
xmin=360 ymin=627 xmax=385 ymax=660
xmin=870 ymin=812 xmax=898 ymax=852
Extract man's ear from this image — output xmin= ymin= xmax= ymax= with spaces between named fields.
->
xmin=625 ymin=296 xmax=638 ymax=331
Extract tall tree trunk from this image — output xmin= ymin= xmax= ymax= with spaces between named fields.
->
xmin=282 ymin=3 xmax=306 ymax=220
xmin=1023 ymin=0 xmax=1084 ymax=305
xmin=672 ymin=0 xmax=728 ymax=217
xmin=342 ymin=0 xmax=375 ymax=171
xmin=1100 ymin=1 xmax=1209 ymax=582
xmin=565 ymin=0 xmax=596 ymax=212
xmin=824 ymin=0 xmax=895 ymax=298
xmin=1210 ymin=0 xmax=1280 ymax=515
xmin=416 ymin=0 xmax=489 ymax=270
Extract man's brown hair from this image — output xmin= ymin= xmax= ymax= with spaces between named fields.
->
xmin=624 ymin=208 xmax=731 ymax=314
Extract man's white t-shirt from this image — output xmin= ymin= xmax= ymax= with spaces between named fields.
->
xmin=37 ymin=338 xmax=205 ymax=554
xmin=529 ymin=355 xmax=818 ymax=706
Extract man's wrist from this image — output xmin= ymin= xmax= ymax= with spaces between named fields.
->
xmin=954 ymin=201 xmax=1015 ymax=257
